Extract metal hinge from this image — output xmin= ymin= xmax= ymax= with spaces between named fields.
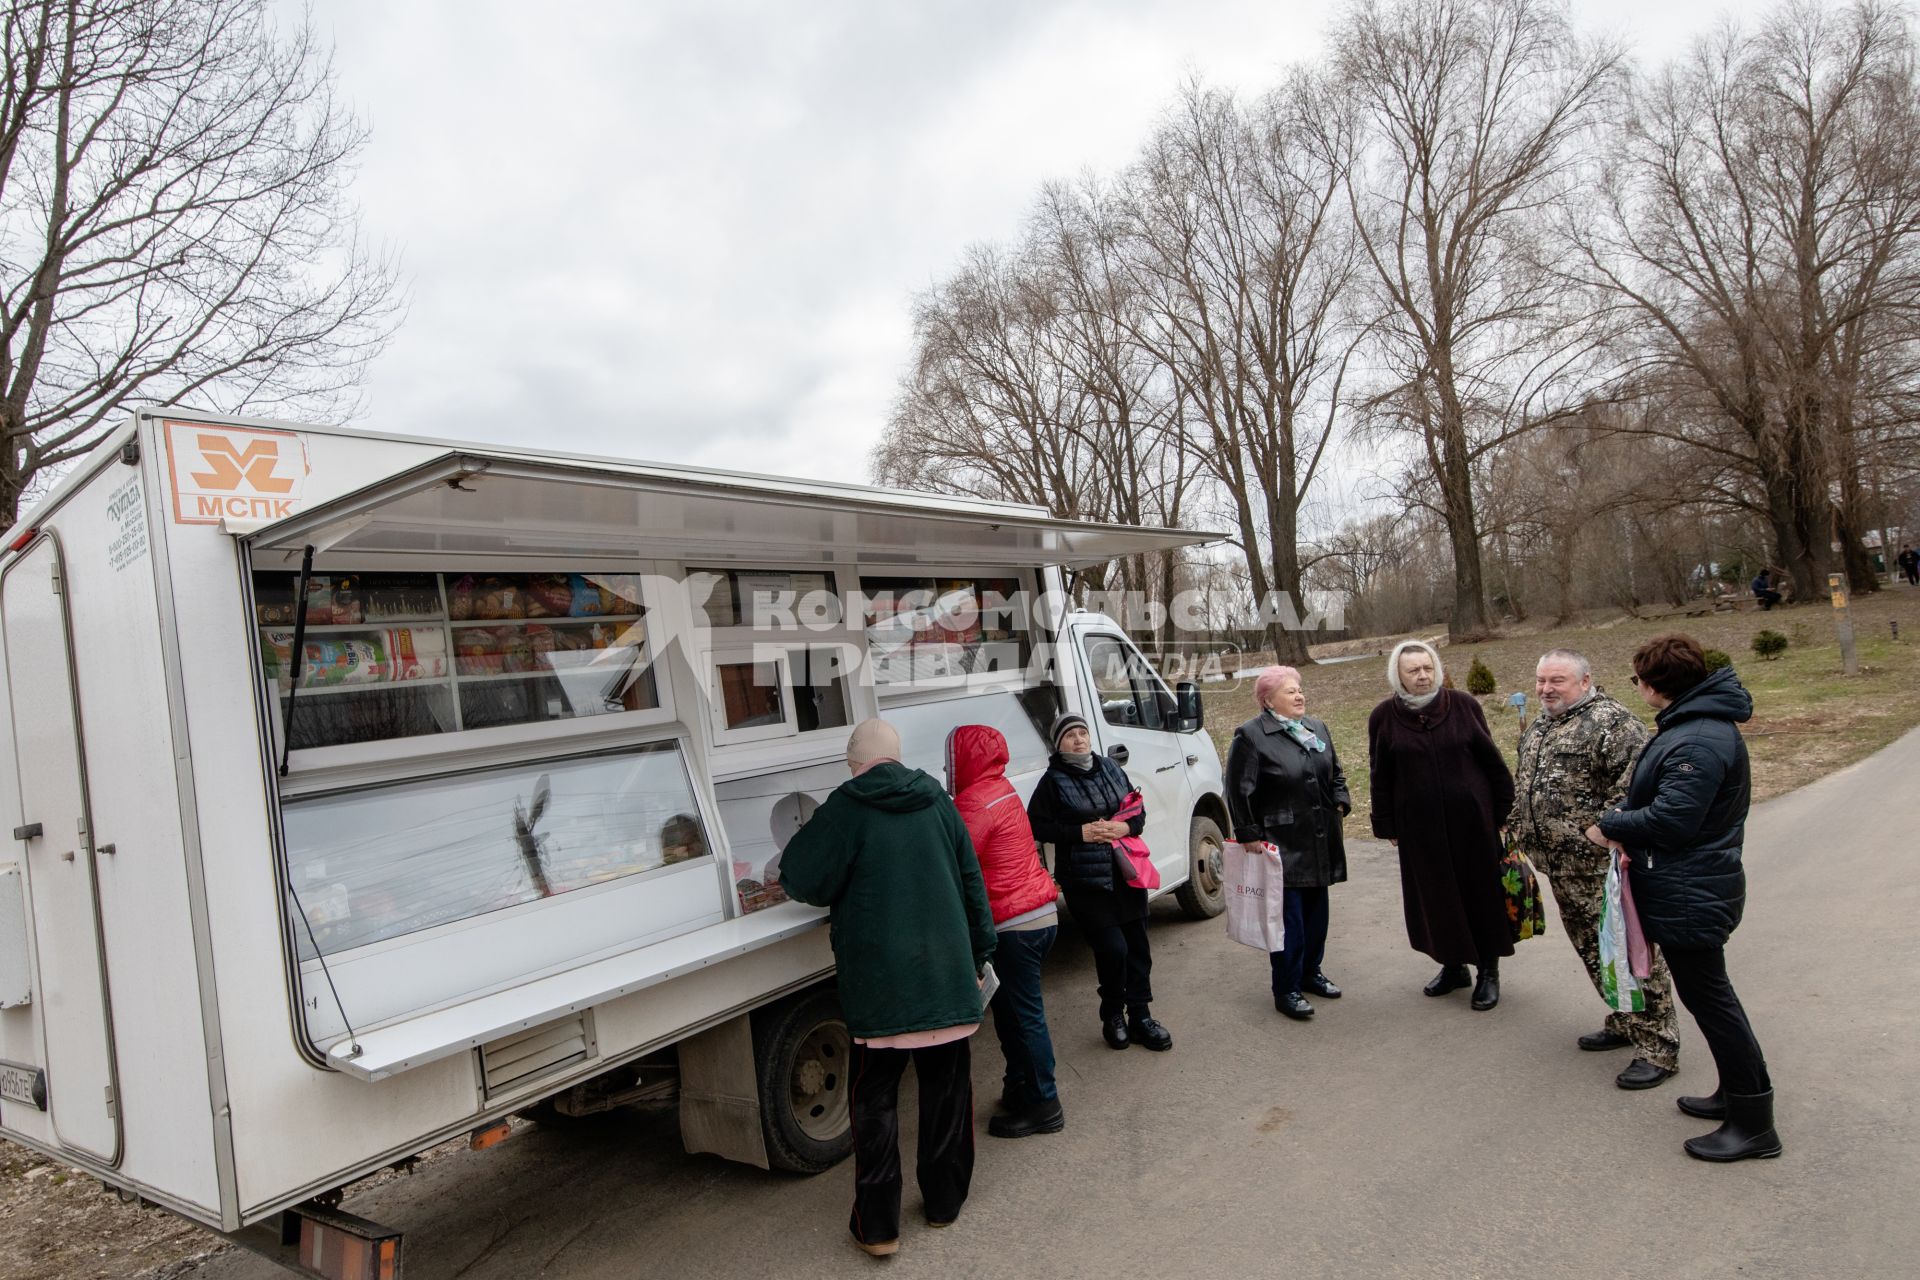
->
xmin=105 ymin=1085 xmax=116 ymax=1118
xmin=50 ymin=564 xmax=62 ymax=596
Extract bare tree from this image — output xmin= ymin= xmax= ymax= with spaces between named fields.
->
xmin=1578 ymin=0 xmax=1920 ymax=598
xmin=1120 ymin=76 xmax=1364 ymax=663
xmin=0 ymin=0 xmax=402 ymax=526
xmin=1334 ymin=0 xmax=1623 ymax=637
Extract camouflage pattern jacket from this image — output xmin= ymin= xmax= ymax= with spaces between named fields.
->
xmin=1508 ymin=692 xmax=1651 ymax=878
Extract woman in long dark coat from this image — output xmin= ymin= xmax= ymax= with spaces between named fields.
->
xmin=1367 ymin=640 xmax=1515 ymax=1011
xmin=1225 ymin=665 xmax=1350 ymax=1021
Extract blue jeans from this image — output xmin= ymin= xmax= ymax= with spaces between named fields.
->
xmin=1268 ymin=886 xmax=1330 ymax=998
xmin=990 ymin=925 xmax=1058 ymax=1106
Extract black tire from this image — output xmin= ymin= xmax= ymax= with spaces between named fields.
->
xmin=1174 ymin=814 xmax=1226 ymax=919
xmin=753 ymin=988 xmax=854 ymax=1174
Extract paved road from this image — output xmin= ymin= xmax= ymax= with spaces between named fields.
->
xmin=201 ymin=728 xmax=1920 ymax=1280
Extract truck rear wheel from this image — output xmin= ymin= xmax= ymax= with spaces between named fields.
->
xmin=1174 ymin=815 xmax=1226 ymax=919
xmin=754 ymin=988 xmax=854 ymax=1174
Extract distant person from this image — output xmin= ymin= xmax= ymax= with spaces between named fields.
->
xmin=1367 ymin=641 xmax=1514 ymax=1011
xmin=778 ymin=719 xmax=996 ymax=1257
xmin=946 ymin=724 xmax=1064 ymax=1139
xmin=1026 ymin=713 xmax=1173 ymax=1052
xmin=1508 ymin=649 xmax=1680 ymax=1090
xmin=1750 ymin=568 xmax=1783 ymax=610
xmin=1225 ymin=666 xmax=1351 ymax=1021
xmin=1899 ymin=544 xmax=1919 ymax=586
xmin=1598 ymin=634 xmax=1781 ymax=1162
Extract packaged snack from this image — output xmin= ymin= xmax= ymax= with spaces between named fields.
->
xmin=456 ymin=627 xmax=502 ymax=676
xmin=330 ymin=575 xmax=366 ymax=625
xmin=303 ymin=574 xmax=335 ymax=625
xmin=472 ymin=577 xmax=522 ymax=620
xmin=525 ymin=624 xmax=556 ymax=670
xmin=386 ymin=628 xmax=449 ymax=681
xmin=529 ymin=575 xmax=573 ymax=618
xmin=447 ymin=575 xmax=476 ymax=621
xmin=260 ymin=630 xmax=293 ymax=685
xmin=569 ymin=574 xmax=606 ymax=617
xmin=499 ymin=626 xmax=535 ymax=673
xmin=302 ymin=637 xmax=388 ymax=687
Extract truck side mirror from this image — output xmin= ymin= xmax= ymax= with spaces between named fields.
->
xmin=1172 ymin=681 xmax=1204 ymax=733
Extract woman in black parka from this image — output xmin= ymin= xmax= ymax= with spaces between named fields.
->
xmin=1027 ymin=713 xmax=1172 ymax=1053
xmin=1595 ymin=633 xmax=1781 ymax=1163
xmin=1226 ymin=665 xmax=1351 ymax=1021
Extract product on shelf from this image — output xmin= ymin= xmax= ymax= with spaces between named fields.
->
xmin=262 ymin=627 xmax=450 ymax=688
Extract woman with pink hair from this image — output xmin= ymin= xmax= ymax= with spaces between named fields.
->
xmin=1224 ymin=665 xmax=1352 ymax=1020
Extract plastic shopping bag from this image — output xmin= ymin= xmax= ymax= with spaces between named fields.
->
xmin=1499 ymin=835 xmax=1548 ymax=943
xmin=1598 ymin=857 xmax=1645 ymax=1012
xmin=1223 ymin=841 xmax=1286 ymax=952
xmin=1617 ymin=854 xmax=1653 ymax=980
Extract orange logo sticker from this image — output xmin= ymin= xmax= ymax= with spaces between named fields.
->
xmin=164 ymin=421 xmax=310 ymax=524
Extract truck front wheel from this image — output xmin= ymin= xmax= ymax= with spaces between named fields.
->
xmin=753 ymin=988 xmax=854 ymax=1174
xmin=1174 ymin=815 xmax=1226 ymax=919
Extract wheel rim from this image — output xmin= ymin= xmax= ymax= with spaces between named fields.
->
xmin=1194 ymin=832 xmax=1224 ymax=900
xmin=790 ymin=1018 xmax=851 ymax=1142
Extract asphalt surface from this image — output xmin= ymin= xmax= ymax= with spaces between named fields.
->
xmin=199 ymin=728 xmax=1920 ymax=1280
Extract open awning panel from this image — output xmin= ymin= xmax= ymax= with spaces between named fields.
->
xmin=244 ymin=454 xmax=1218 ymax=568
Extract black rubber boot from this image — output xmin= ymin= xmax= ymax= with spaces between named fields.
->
xmin=1684 ymin=1090 xmax=1782 ymax=1162
xmin=1677 ymin=1087 xmax=1727 ymax=1120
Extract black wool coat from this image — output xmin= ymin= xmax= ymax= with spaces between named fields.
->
xmin=1599 ymin=667 xmax=1753 ymax=950
xmin=1224 ymin=713 xmax=1351 ymax=889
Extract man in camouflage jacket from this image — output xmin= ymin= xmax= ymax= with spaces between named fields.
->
xmin=1508 ymin=649 xmax=1680 ymax=1088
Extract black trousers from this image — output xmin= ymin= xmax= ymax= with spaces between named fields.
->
xmin=1664 ymin=945 xmax=1772 ymax=1096
xmin=847 ymin=1038 xmax=974 ymax=1244
xmin=1269 ymin=885 xmax=1330 ymax=997
xmin=1079 ymin=916 xmax=1154 ymax=1020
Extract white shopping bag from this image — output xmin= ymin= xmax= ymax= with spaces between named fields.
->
xmin=1598 ymin=859 xmax=1645 ymax=1012
xmin=1223 ymin=841 xmax=1287 ymax=952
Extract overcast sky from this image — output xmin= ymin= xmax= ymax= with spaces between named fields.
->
xmin=320 ymin=0 xmax=1736 ymax=496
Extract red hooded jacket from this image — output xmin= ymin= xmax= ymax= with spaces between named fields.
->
xmin=946 ymin=724 xmax=1059 ymax=925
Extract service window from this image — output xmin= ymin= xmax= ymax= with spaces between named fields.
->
xmin=1082 ymin=633 xmax=1172 ymax=731
xmin=859 ymin=574 xmax=1031 ymax=689
xmin=282 ymin=742 xmax=712 ymax=959
xmin=709 ymin=645 xmax=854 ymax=745
xmin=254 ymin=569 xmax=660 ymax=751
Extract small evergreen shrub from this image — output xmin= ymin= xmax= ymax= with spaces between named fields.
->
xmin=1702 ymin=648 xmax=1733 ymax=672
xmin=1466 ymin=655 xmax=1497 ymax=695
xmin=1751 ymin=630 xmax=1789 ymax=660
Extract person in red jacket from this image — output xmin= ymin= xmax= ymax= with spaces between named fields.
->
xmin=946 ymin=724 xmax=1064 ymax=1139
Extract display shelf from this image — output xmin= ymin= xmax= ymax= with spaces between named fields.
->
xmin=278 ymin=675 xmax=453 ymax=694
xmin=257 ymin=619 xmax=445 ymax=633
xmin=449 ymin=665 xmax=640 ymax=686
xmin=448 ymin=613 xmax=643 ymax=628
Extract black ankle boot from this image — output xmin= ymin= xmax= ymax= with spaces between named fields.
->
xmin=988 ymin=1098 xmax=1065 ymax=1138
xmin=1470 ymin=965 xmax=1500 ymax=1011
xmin=1424 ymin=965 xmax=1471 ymax=997
xmin=1684 ymin=1090 xmax=1782 ymax=1162
xmin=1677 ymin=1088 xmax=1727 ymax=1120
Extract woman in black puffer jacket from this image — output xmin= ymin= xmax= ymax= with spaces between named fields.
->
xmin=1026 ymin=713 xmax=1171 ymax=1054
xmin=1595 ymin=633 xmax=1781 ymax=1164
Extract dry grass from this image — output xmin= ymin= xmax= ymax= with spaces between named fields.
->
xmin=1202 ymin=587 xmax=1920 ymax=831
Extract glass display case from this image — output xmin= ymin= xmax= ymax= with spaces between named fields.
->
xmin=254 ymin=570 xmax=658 ymax=750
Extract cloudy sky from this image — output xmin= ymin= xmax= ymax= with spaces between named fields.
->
xmin=320 ymin=0 xmax=1735 ymax=492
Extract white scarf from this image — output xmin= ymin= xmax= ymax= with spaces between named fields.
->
xmin=1387 ymin=639 xmax=1445 ymax=711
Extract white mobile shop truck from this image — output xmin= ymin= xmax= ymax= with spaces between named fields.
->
xmin=0 ymin=408 xmax=1229 ymax=1277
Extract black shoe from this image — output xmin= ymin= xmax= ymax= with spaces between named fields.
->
xmin=1423 ymin=965 xmax=1471 ymax=997
xmin=1127 ymin=1015 xmax=1173 ymax=1051
xmin=1303 ymin=972 xmax=1342 ymax=999
xmin=1616 ymin=1057 xmax=1676 ymax=1090
xmin=988 ymin=1098 xmax=1065 ymax=1138
xmin=1678 ymin=1089 xmax=1727 ymax=1120
xmin=1578 ymin=1028 xmax=1633 ymax=1052
xmin=1684 ymin=1090 xmax=1783 ymax=1162
xmin=1470 ymin=967 xmax=1500 ymax=1011
xmin=1275 ymin=991 xmax=1315 ymax=1020
xmin=1102 ymin=1017 xmax=1129 ymax=1050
